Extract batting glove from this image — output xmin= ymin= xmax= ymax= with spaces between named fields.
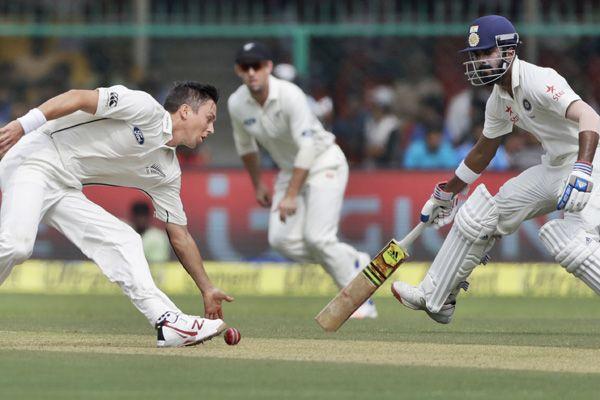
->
xmin=420 ymin=182 xmax=459 ymax=228
xmin=557 ymin=161 xmax=594 ymax=212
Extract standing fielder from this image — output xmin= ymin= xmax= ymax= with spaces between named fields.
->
xmin=392 ymin=15 xmax=600 ymax=323
xmin=0 ymin=82 xmax=234 ymax=346
xmin=228 ymin=42 xmax=377 ymax=319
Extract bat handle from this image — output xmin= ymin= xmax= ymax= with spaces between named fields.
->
xmin=397 ymin=222 xmax=426 ymax=249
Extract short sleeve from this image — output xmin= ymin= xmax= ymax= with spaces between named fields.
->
xmin=228 ymin=97 xmax=259 ymax=156
xmin=148 ymin=178 xmax=187 ymax=226
xmin=285 ymin=85 xmax=321 ymax=144
xmin=96 ymin=85 xmax=162 ymax=127
xmin=527 ymin=68 xmax=581 ymax=118
xmin=482 ymin=92 xmax=513 ymax=139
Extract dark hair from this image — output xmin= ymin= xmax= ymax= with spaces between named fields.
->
xmin=163 ymin=81 xmax=219 ymax=113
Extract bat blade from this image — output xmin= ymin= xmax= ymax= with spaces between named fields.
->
xmin=315 ymin=238 xmax=408 ymax=332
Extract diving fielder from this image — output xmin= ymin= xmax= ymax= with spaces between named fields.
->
xmin=0 ymin=82 xmax=234 ymax=346
xmin=392 ymin=15 xmax=600 ymax=323
xmin=228 ymin=42 xmax=377 ymax=319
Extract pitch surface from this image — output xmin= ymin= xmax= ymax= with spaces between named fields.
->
xmin=1 ymin=294 xmax=599 ymax=399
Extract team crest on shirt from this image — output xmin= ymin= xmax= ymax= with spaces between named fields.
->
xmin=522 ymin=99 xmax=531 ymax=111
xmin=133 ymin=126 xmax=144 ymax=144
xmin=243 ymin=117 xmax=256 ymax=126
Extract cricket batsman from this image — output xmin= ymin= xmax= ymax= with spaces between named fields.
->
xmin=392 ymin=15 xmax=600 ymax=323
xmin=227 ymin=42 xmax=377 ymax=319
xmin=0 ymin=82 xmax=234 ymax=347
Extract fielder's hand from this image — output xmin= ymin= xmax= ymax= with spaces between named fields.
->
xmin=203 ymin=286 xmax=234 ymax=320
xmin=0 ymin=120 xmax=25 ymax=157
xmin=277 ymin=194 xmax=297 ymax=222
xmin=557 ymin=161 xmax=594 ymax=212
xmin=420 ymin=182 xmax=459 ymax=228
xmin=255 ymin=183 xmax=272 ymax=208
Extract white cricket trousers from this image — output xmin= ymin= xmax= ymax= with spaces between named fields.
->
xmin=494 ymin=151 xmax=600 ymax=237
xmin=0 ymin=133 xmax=181 ymax=325
xmin=267 ymin=148 xmax=368 ymax=288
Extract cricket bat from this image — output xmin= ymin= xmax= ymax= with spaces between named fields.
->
xmin=315 ymin=222 xmax=426 ymax=332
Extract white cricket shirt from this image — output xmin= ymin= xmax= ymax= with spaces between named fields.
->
xmin=40 ymin=85 xmax=187 ymax=225
xmin=228 ymin=75 xmax=344 ymax=180
xmin=483 ymin=56 xmax=582 ymax=165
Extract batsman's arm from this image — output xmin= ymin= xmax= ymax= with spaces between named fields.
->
xmin=565 ymin=100 xmax=600 ymax=163
xmin=444 ymin=134 xmax=503 ymax=194
xmin=165 ymin=222 xmax=234 ymax=319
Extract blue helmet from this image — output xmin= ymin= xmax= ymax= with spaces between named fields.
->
xmin=461 ymin=15 xmax=520 ymax=86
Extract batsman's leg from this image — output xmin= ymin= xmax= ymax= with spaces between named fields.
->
xmin=43 ymin=190 xmax=182 ymax=326
xmin=540 ymin=219 xmax=600 ymax=294
xmin=420 ymin=184 xmax=499 ymax=313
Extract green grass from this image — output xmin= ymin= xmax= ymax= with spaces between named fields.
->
xmin=1 ymin=293 xmax=600 ymax=399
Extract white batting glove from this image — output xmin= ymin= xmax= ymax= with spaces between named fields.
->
xmin=557 ymin=161 xmax=594 ymax=212
xmin=420 ymin=182 xmax=459 ymax=228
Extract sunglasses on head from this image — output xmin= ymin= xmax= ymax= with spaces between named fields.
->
xmin=239 ymin=62 xmax=264 ymax=72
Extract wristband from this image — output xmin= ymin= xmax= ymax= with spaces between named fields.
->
xmin=573 ymin=160 xmax=593 ymax=176
xmin=455 ymin=160 xmax=481 ymax=184
xmin=17 ymin=108 xmax=47 ymax=134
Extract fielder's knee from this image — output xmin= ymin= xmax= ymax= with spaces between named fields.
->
xmin=0 ymin=233 xmax=34 ymax=265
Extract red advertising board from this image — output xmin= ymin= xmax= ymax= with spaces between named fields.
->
xmin=39 ymin=169 xmax=556 ymax=262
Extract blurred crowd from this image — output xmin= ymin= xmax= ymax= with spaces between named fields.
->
xmin=0 ymin=36 xmax=598 ymax=172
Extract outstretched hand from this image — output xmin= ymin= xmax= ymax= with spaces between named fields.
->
xmin=203 ymin=286 xmax=234 ymax=320
xmin=0 ymin=120 xmax=25 ymax=157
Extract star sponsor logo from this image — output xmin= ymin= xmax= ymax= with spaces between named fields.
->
xmin=133 ymin=126 xmax=144 ymax=144
xmin=504 ymin=105 xmax=519 ymax=123
xmin=545 ymin=84 xmax=565 ymax=101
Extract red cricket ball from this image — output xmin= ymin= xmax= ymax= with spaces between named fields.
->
xmin=224 ymin=327 xmax=241 ymax=345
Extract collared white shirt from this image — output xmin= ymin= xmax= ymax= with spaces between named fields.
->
xmin=483 ymin=56 xmax=582 ymax=165
xmin=41 ymin=85 xmax=187 ymax=225
xmin=228 ymin=75 xmax=341 ymax=175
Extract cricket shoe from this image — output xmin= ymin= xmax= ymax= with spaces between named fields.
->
xmin=155 ymin=311 xmax=228 ymax=348
xmin=349 ymin=299 xmax=378 ymax=319
xmin=391 ymin=281 xmax=468 ymax=324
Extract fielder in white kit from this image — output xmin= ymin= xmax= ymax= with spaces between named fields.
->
xmin=0 ymin=81 xmax=234 ymax=347
xmin=227 ymin=42 xmax=376 ymax=319
xmin=392 ymin=15 xmax=600 ymax=323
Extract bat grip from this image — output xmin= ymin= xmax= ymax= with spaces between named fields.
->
xmin=397 ymin=222 xmax=426 ymax=249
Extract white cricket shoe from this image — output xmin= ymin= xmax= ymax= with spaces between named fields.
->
xmin=155 ymin=311 xmax=228 ymax=348
xmin=391 ymin=281 xmax=463 ymax=324
xmin=350 ymin=299 xmax=379 ymax=319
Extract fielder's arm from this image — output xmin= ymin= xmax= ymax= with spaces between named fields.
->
xmin=565 ymin=100 xmax=600 ymax=163
xmin=444 ymin=134 xmax=504 ymax=194
xmin=278 ymin=167 xmax=309 ymax=222
xmin=165 ymin=222 xmax=234 ymax=319
xmin=0 ymin=89 xmax=99 ymax=155
xmin=241 ymin=152 xmax=272 ymax=207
